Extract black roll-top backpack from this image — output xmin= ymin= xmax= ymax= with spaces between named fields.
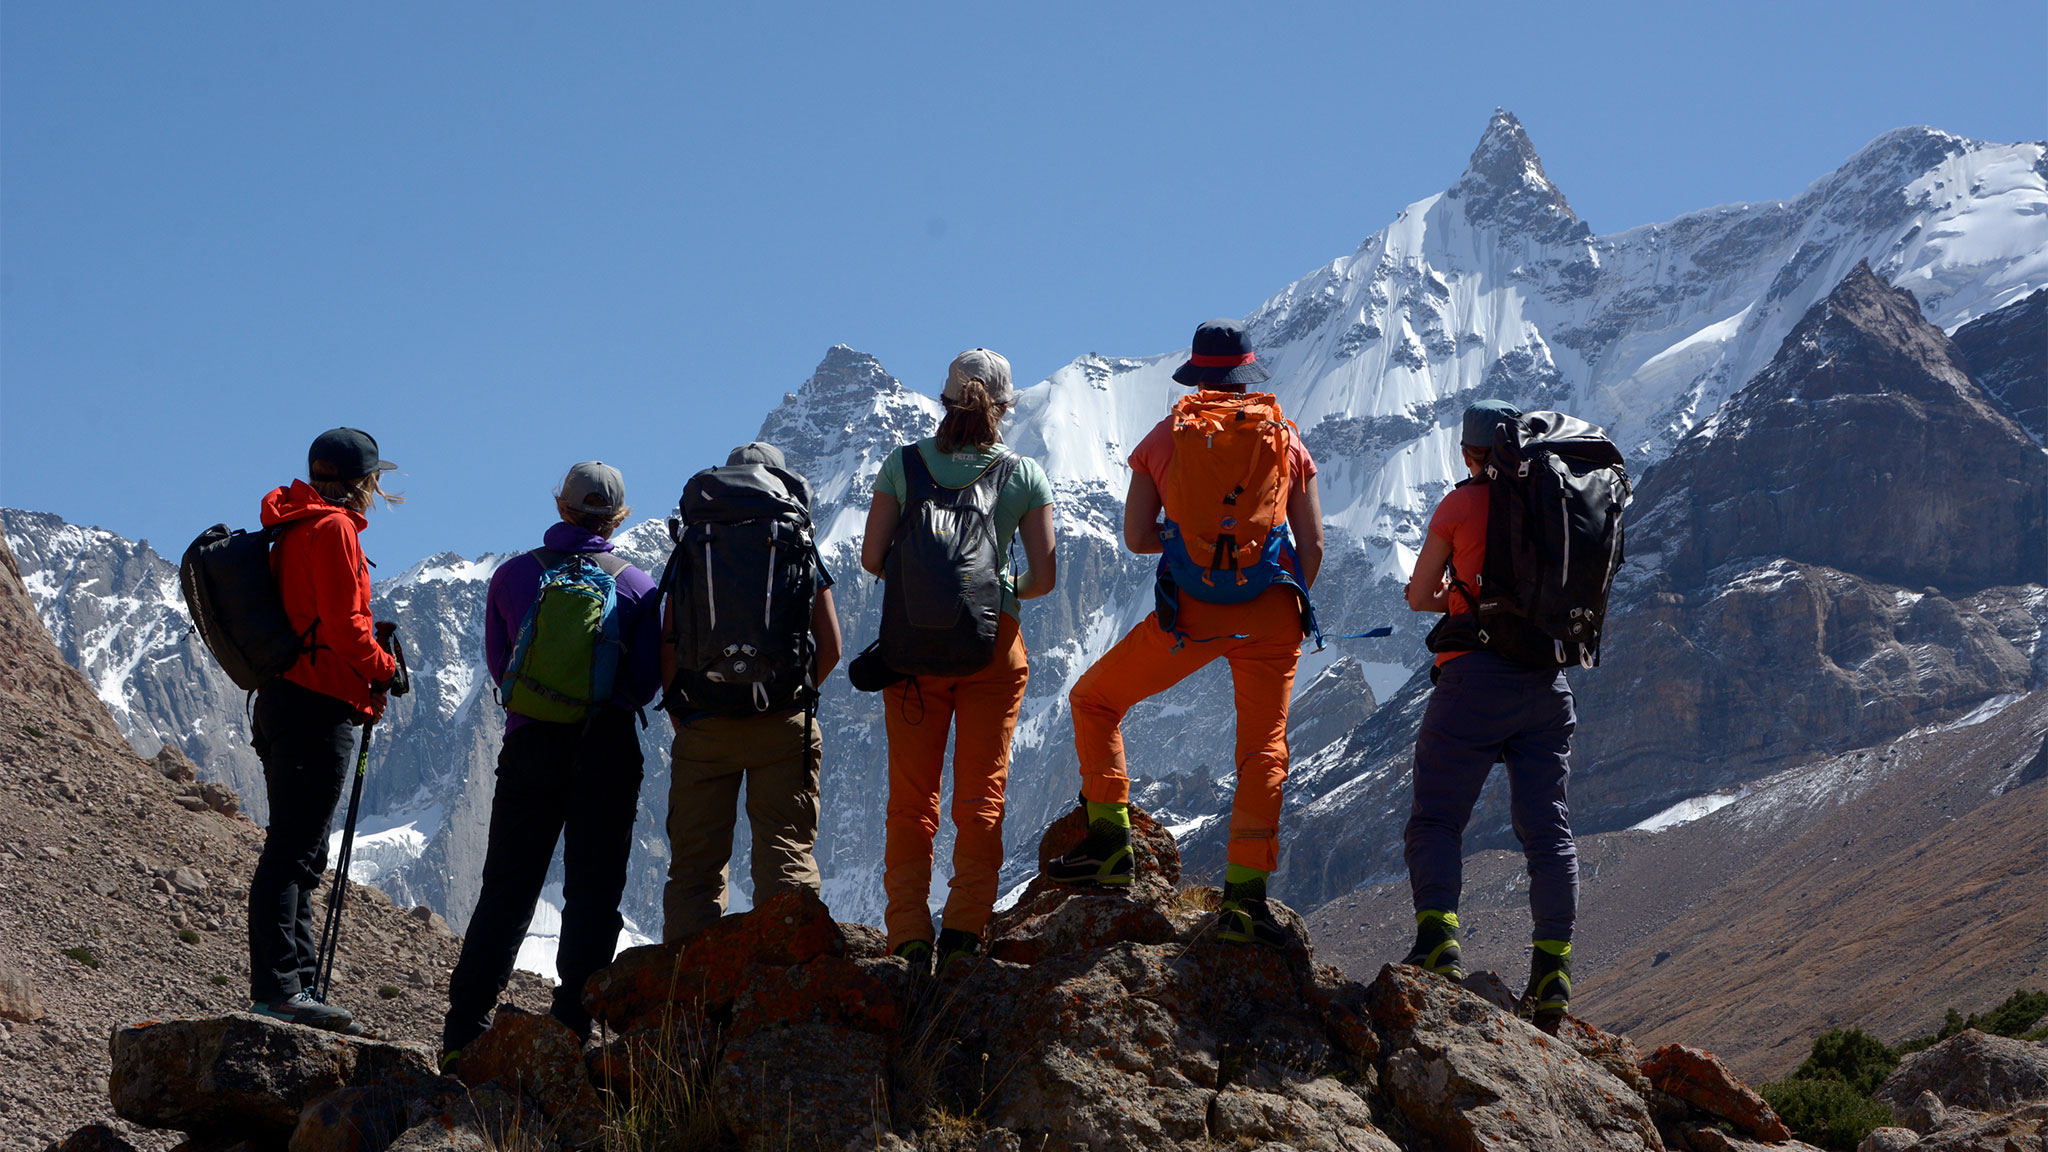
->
xmin=879 ymin=445 xmax=1017 ymax=678
xmin=1428 ymin=410 xmax=1629 ymax=670
xmin=662 ymin=462 xmax=826 ymax=715
xmin=179 ymin=522 xmax=313 ymax=692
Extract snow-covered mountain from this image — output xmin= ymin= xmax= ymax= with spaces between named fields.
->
xmin=8 ymin=112 xmax=2044 ymax=968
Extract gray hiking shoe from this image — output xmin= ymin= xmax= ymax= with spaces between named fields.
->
xmin=251 ymin=990 xmax=357 ymax=1032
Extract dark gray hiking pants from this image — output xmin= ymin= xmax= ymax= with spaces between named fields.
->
xmin=1404 ymin=650 xmax=1578 ymax=941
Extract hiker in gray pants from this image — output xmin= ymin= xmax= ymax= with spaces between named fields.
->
xmin=1400 ymin=398 xmax=1579 ymax=1029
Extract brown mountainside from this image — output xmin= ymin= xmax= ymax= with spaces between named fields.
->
xmin=0 ymin=538 xmax=550 ymax=1150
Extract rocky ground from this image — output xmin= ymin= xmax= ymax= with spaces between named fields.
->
xmin=0 ymin=539 xmax=553 ymax=1150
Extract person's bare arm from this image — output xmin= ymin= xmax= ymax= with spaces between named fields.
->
xmin=860 ymin=491 xmax=900 ymax=578
xmin=1122 ymin=472 xmax=1166 ymax=555
xmin=1285 ymin=475 xmax=1325 ymax=591
xmin=1406 ymin=531 xmax=1454 ymax=612
xmin=1013 ymin=504 xmax=1058 ymax=600
xmin=811 ymin=587 xmax=843 ymax=682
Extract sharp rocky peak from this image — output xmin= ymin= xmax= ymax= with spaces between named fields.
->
xmin=1447 ymin=108 xmax=1589 ymax=245
xmin=1745 ymin=259 xmax=1984 ymax=410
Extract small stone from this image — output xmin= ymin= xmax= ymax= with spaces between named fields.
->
xmin=166 ymin=867 xmax=209 ymax=895
xmin=0 ymin=966 xmax=44 ymax=1023
xmin=40 ymin=846 xmax=64 ymax=860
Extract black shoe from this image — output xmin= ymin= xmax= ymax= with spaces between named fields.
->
xmin=1217 ymin=876 xmax=1287 ymax=948
xmin=1045 ymin=806 xmax=1135 ymax=887
xmin=1403 ymin=911 xmax=1464 ymax=979
xmin=934 ymin=928 xmax=980 ymax=976
xmin=251 ymin=990 xmax=357 ymax=1033
xmin=1521 ymin=940 xmax=1571 ymax=1031
xmin=893 ymin=938 xmax=933 ymax=975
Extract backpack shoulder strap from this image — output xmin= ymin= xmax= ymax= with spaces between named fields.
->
xmin=899 ymin=442 xmax=936 ymax=504
xmin=585 ymin=551 xmax=630 ymax=578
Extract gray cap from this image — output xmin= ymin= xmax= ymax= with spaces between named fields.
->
xmin=727 ymin=441 xmax=787 ymax=469
xmin=559 ymin=461 xmax=625 ymax=514
xmin=943 ymin=348 xmax=1016 ymax=406
xmin=1462 ymin=399 xmax=1522 ymax=448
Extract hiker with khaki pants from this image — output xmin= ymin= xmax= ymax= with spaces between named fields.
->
xmin=659 ymin=442 xmax=842 ymax=942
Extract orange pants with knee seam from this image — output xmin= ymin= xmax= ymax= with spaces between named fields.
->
xmin=883 ymin=613 xmax=1029 ymax=949
xmin=1069 ymin=585 xmax=1303 ymax=874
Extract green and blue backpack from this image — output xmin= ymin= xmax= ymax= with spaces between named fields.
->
xmin=499 ymin=549 xmax=631 ymax=723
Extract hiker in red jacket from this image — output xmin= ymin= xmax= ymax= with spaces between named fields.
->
xmin=246 ymin=428 xmax=402 ymax=1032
xmin=1049 ymin=319 xmax=1325 ymax=948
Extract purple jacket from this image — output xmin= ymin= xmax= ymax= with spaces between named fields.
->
xmin=485 ymin=522 xmax=663 ymax=732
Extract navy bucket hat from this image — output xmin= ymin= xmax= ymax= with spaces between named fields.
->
xmin=1172 ymin=318 xmax=1270 ymax=387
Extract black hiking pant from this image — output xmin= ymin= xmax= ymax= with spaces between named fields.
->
xmin=248 ymin=677 xmax=359 ymax=1004
xmin=443 ymin=709 xmax=644 ymax=1053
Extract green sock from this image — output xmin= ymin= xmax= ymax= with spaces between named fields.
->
xmin=1085 ymin=800 xmax=1131 ymax=828
xmin=1533 ymin=939 xmax=1571 ymax=959
xmin=1224 ymin=863 xmax=1268 ymax=887
xmin=1417 ymin=909 xmax=1461 ymax=930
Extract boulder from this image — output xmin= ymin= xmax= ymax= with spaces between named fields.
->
xmin=42 ymin=1124 xmax=141 ymax=1152
xmin=110 ymin=1013 xmax=435 ymax=1142
xmin=290 ymin=1064 xmax=462 ymax=1152
xmin=712 ymin=1021 xmax=889 ymax=1152
xmin=1642 ymin=1043 xmax=1792 ymax=1141
xmin=1 ymin=963 xmax=44 ymax=1023
xmin=584 ymin=885 xmax=848 ymax=1034
xmin=1903 ymin=1102 xmax=2048 ymax=1152
xmin=1899 ymin=1088 xmax=1947 ymax=1134
xmin=1555 ymin=1014 xmax=1651 ymax=1096
xmin=1857 ymin=1128 xmax=1921 ymax=1152
xmin=1876 ymin=1029 xmax=2048 ymax=1115
xmin=726 ymin=955 xmax=900 ymax=1036
xmin=1369 ymin=963 xmax=1663 ymax=1151
xmin=154 ymin=744 xmax=197 ymax=783
xmin=454 ymin=1006 xmax=602 ymax=1150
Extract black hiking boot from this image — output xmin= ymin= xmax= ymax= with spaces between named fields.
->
xmin=934 ymin=928 xmax=981 ymax=976
xmin=893 ymin=938 xmax=934 ymax=976
xmin=1217 ymin=875 xmax=1288 ymax=948
xmin=1521 ymin=940 xmax=1572 ymax=1033
xmin=251 ymin=990 xmax=357 ymax=1033
xmin=1045 ymin=799 xmax=1135 ymax=887
xmin=1402 ymin=911 xmax=1465 ymax=979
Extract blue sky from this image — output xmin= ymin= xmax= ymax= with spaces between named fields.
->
xmin=4 ymin=1 xmax=2042 ymax=568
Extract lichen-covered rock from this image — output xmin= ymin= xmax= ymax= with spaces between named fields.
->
xmin=583 ymin=885 xmax=848 ymax=1034
xmin=713 ymin=1022 xmax=889 ymax=1152
xmin=1555 ymin=1014 xmax=1651 ymax=1096
xmin=1875 ymin=1029 xmax=2048 ymax=1115
xmin=1370 ymin=964 xmax=1663 ymax=1151
xmin=1903 ymin=1101 xmax=2048 ymax=1151
xmin=1642 ymin=1043 xmax=1791 ymax=1141
xmin=1209 ymin=1076 xmax=1403 ymax=1151
xmin=726 ymin=955 xmax=900 ymax=1036
xmin=110 ymin=1013 xmax=434 ymax=1142
xmin=290 ymin=1064 xmax=464 ymax=1152
xmin=453 ymin=1006 xmax=601 ymax=1150
xmin=1857 ymin=1127 xmax=1921 ymax=1152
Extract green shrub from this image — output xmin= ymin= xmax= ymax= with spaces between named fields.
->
xmin=62 ymin=945 xmax=100 ymax=969
xmin=377 ymin=985 xmax=402 ymax=1000
xmin=177 ymin=928 xmax=200 ymax=945
xmin=209 ymin=975 xmax=230 ymax=986
xmin=1790 ymin=1027 xmax=1898 ymax=1095
xmin=1900 ymin=988 xmax=2048 ymax=1051
xmin=1758 ymin=1077 xmax=1894 ymax=1152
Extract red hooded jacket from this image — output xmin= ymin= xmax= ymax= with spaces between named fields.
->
xmin=260 ymin=481 xmax=396 ymax=718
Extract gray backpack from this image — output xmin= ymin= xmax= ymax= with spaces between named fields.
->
xmin=879 ymin=446 xmax=1016 ymax=677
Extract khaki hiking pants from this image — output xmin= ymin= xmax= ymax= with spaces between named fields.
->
xmin=663 ymin=709 xmax=823 ymax=942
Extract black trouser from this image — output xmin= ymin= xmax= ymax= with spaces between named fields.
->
xmin=443 ymin=709 xmax=644 ymax=1052
xmin=248 ymin=678 xmax=359 ymax=1004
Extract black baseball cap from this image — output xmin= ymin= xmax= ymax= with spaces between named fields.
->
xmin=1462 ymin=400 xmax=1522 ymax=448
xmin=308 ymin=428 xmax=397 ymax=481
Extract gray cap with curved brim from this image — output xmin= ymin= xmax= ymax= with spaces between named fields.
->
xmin=727 ymin=441 xmax=787 ymax=469
xmin=561 ymin=461 xmax=626 ymax=514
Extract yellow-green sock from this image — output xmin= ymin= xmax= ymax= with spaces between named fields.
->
xmin=1417 ymin=909 xmax=1461 ymax=930
xmin=1084 ymin=800 xmax=1130 ymax=828
xmin=1533 ymin=939 xmax=1571 ymax=958
xmin=1225 ymin=863 xmax=1268 ymax=887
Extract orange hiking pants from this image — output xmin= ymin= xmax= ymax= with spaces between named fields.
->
xmin=883 ymin=613 xmax=1030 ymax=949
xmin=1070 ymin=585 xmax=1303 ymax=874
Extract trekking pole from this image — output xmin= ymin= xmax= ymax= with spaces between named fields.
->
xmin=313 ymin=622 xmax=406 ymax=1004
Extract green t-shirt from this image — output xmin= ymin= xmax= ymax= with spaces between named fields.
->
xmin=873 ymin=437 xmax=1054 ymax=618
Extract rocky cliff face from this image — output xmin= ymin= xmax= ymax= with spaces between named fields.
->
xmin=1951 ymin=286 xmax=2047 ymax=444
xmin=1259 ymin=264 xmax=2048 ymax=911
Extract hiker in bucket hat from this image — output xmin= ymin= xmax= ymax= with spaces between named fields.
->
xmin=1049 ymin=318 xmax=1324 ymax=949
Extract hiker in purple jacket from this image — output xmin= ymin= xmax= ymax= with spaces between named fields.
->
xmin=442 ymin=461 xmax=661 ymax=1063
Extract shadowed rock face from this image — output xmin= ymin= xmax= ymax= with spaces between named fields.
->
xmin=1952 ymin=287 xmax=2048 ymax=445
xmin=1634 ymin=260 xmax=2046 ymax=594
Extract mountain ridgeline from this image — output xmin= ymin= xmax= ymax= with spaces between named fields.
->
xmin=5 ymin=113 xmax=2045 ymax=951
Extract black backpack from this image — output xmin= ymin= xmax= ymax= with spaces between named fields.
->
xmin=662 ymin=462 xmax=825 ymax=715
xmin=1428 ymin=410 xmax=1629 ymax=669
xmin=879 ymin=446 xmax=1017 ymax=678
xmin=179 ymin=523 xmax=311 ymax=691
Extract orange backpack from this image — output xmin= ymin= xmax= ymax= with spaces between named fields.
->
xmin=1158 ymin=390 xmax=1295 ymax=602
